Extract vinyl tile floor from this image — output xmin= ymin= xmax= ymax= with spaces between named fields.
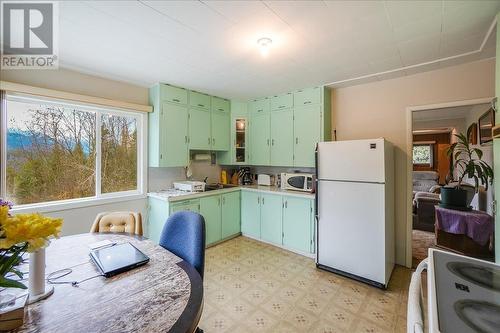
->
xmin=199 ymin=236 xmax=411 ymax=333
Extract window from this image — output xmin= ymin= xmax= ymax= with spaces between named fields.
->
xmin=1 ymin=94 xmax=144 ymax=207
xmin=412 ymin=144 xmax=433 ymax=167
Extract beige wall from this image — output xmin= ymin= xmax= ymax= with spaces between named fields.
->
xmin=0 ymin=67 xmax=149 ymax=105
xmin=331 ymin=59 xmax=495 ymax=266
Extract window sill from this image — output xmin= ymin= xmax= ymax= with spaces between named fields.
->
xmin=10 ymin=192 xmax=147 ymax=214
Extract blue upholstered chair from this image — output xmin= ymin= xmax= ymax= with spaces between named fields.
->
xmin=159 ymin=211 xmax=206 ymax=279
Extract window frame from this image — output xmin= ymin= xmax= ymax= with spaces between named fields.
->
xmin=0 ymin=93 xmax=148 ymax=213
xmin=412 ymin=143 xmax=434 ymax=168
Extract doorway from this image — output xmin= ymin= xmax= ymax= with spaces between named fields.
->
xmin=406 ymin=98 xmax=495 ymax=268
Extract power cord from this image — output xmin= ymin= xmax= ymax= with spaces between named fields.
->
xmin=46 ymin=268 xmax=104 ymax=287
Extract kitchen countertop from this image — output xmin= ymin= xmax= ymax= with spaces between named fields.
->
xmin=148 ymin=185 xmax=314 ymax=202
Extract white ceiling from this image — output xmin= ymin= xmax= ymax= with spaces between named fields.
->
xmin=413 ymin=103 xmax=491 ymax=122
xmin=52 ymin=0 xmax=499 ymax=99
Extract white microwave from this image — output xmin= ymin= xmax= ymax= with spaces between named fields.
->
xmin=280 ymin=173 xmax=314 ymax=192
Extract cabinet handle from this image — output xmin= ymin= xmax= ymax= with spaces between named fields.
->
xmin=285 ymin=200 xmax=288 ymax=208
xmin=257 ymin=109 xmax=263 ymax=112
xmin=278 ymin=105 xmax=285 ymax=109
xmin=218 ymin=108 xmax=224 ymax=112
xmin=257 ymin=197 xmax=260 ymax=204
xmin=267 ymin=139 xmax=270 ymax=146
xmin=272 ymin=139 xmax=275 ymax=146
xmin=208 ymin=137 xmax=211 ymax=145
xmin=222 ymin=197 xmax=225 ymax=204
xmin=198 ymin=104 xmax=204 ymax=107
xmin=188 ymin=136 xmax=190 ymax=143
xmin=185 ymin=136 xmax=188 ymax=143
xmin=296 ymin=137 xmax=299 ymax=144
xmin=173 ymin=98 xmax=180 ymax=102
xmin=212 ymin=138 xmax=215 ymax=145
xmin=304 ymin=101 xmax=311 ymax=105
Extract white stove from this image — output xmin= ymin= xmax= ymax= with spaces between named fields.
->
xmin=408 ymin=249 xmax=500 ymax=333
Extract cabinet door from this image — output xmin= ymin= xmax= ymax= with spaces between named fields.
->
xmin=294 ymin=87 xmax=321 ymax=106
xmin=161 ymin=85 xmax=188 ymax=105
xmin=260 ymin=194 xmax=283 ymax=245
xmin=271 ymin=109 xmax=294 ymax=166
xmin=249 ymin=113 xmax=270 ymax=165
xmin=271 ymin=93 xmax=293 ymax=110
xmin=241 ymin=191 xmax=261 ymax=238
xmin=189 ymin=91 xmax=210 ymax=110
xmin=283 ymin=197 xmax=313 ymax=253
xmin=147 ymin=198 xmax=169 ymax=244
xmin=200 ymin=195 xmax=222 ymax=246
xmin=162 ymin=102 xmax=189 ymax=167
xmin=189 ymin=108 xmax=211 ymax=150
xmin=294 ymin=105 xmax=321 ymax=167
xmin=221 ymin=191 xmax=241 ymax=238
xmin=249 ymin=98 xmax=270 ymax=115
xmin=211 ymin=110 xmax=230 ymax=151
xmin=212 ymin=97 xmax=230 ymax=113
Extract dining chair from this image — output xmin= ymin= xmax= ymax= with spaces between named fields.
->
xmin=90 ymin=211 xmax=143 ymax=236
xmin=158 ymin=211 xmax=206 ymax=279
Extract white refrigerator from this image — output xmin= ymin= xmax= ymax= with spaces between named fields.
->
xmin=316 ymin=138 xmax=394 ymax=288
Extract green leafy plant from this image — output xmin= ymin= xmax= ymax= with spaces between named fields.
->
xmin=447 ymin=125 xmax=494 ymax=191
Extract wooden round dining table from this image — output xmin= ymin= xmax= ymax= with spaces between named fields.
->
xmin=17 ymin=233 xmax=203 ymax=333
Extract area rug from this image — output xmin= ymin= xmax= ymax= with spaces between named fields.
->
xmin=412 ymin=229 xmax=435 ymax=268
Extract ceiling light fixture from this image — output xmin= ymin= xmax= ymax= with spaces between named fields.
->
xmin=257 ymin=37 xmax=272 ymax=57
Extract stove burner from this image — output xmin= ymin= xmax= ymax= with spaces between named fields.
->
xmin=447 ymin=262 xmax=500 ymax=292
xmin=454 ymin=300 xmax=500 ymax=333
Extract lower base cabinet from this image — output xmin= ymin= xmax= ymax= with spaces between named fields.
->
xmin=241 ymin=190 xmax=315 ymax=254
xmin=283 ymin=196 xmax=314 ymax=253
xmin=260 ymin=194 xmax=283 ymax=245
xmin=200 ymin=196 xmax=222 ymax=245
xmin=147 ymin=191 xmax=241 ymax=247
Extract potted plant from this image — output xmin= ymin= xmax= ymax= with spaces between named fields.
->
xmin=443 ymin=125 xmax=494 ymax=210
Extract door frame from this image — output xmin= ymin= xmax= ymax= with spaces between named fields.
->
xmin=405 ymin=97 xmax=494 ymax=268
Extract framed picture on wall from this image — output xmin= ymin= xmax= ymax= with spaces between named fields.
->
xmin=467 ymin=123 xmax=478 ymax=145
xmin=478 ymin=107 xmax=494 ymax=145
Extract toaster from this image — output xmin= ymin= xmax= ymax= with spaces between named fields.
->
xmin=257 ymin=174 xmax=272 ymax=186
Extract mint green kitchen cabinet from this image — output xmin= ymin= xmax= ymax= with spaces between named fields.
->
xmin=282 ymin=197 xmax=313 ymax=253
xmin=163 ymin=102 xmax=189 ymax=166
xmin=271 ymin=108 xmax=294 ymax=166
xmin=189 ymin=107 xmax=211 ymax=150
xmin=241 ymin=190 xmax=261 ymax=238
xmin=189 ymin=91 xmax=210 ymax=110
xmin=293 ymin=104 xmax=321 ymax=167
xmin=147 ymin=197 xmax=169 ymax=244
xmin=217 ymin=101 xmax=249 ymax=165
xmin=294 ymin=87 xmax=321 ymax=106
xmin=170 ymin=199 xmax=200 ymax=214
xmin=221 ymin=191 xmax=241 ymax=239
xmin=149 ymin=84 xmax=189 ymax=167
xmin=249 ymin=97 xmax=270 ymax=115
xmin=161 ymin=84 xmax=188 ymax=105
xmin=200 ymin=195 xmax=222 ymax=246
xmin=249 ymin=113 xmax=271 ymax=165
xmin=212 ymin=96 xmax=230 ymax=113
xmin=211 ymin=109 xmax=230 ymax=151
xmin=271 ymin=92 xmax=293 ymax=110
xmin=260 ymin=193 xmax=283 ymax=245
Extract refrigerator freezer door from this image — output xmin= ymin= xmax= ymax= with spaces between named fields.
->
xmin=317 ymin=180 xmax=386 ymax=284
xmin=317 ymin=139 xmax=386 ymax=183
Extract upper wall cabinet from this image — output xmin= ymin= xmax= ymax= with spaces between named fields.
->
xmin=149 ymin=83 xmax=231 ymax=167
xmin=294 ymin=87 xmax=321 ymax=106
xmin=149 ymin=84 xmax=189 ymax=167
xmin=189 ymin=91 xmax=210 ymax=110
xmin=161 ymin=84 xmax=188 ymax=105
xmin=271 ymin=92 xmax=293 ymax=110
xmin=249 ymin=97 xmax=270 ymax=115
xmin=217 ymin=101 xmax=249 ymax=165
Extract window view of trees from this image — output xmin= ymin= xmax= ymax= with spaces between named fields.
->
xmin=412 ymin=144 xmax=432 ymax=166
xmin=5 ymin=97 xmax=138 ymax=206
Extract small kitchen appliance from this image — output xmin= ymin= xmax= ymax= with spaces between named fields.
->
xmin=280 ymin=173 xmax=314 ymax=192
xmin=257 ymin=174 xmax=272 ymax=186
xmin=240 ymin=167 xmax=253 ymax=185
xmin=173 ymin=181 xmax=205 ymax=192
